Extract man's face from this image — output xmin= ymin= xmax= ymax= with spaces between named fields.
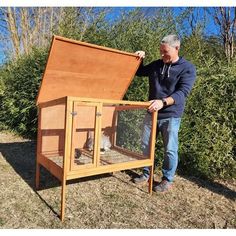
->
xmin=160 ymin=44 xmax=179 ymax=63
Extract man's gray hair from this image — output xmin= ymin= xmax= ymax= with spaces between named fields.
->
xmin=161 ymin=34 xmax=181 ymax=48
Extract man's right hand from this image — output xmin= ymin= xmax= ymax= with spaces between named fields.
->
xmin=135 ymin=51 xmax=145 ymax=59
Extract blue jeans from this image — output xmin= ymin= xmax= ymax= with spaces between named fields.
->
xmin=141 ymin=113 xmax=181 ymax=182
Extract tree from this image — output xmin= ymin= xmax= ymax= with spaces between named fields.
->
xmin=0 ymin=7 xmax=63 ymax=59
xmin=212 ymin=7 xmax=236 ymax=62
xmin=0 ymin=7 xmax=111 ymax=61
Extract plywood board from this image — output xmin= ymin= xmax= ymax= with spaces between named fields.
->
xmin=37 ymin=35 xmax=142 ymax=104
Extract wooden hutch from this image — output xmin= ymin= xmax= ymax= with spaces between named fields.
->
xmin=35 ymin=35 xmax=157 ymax=221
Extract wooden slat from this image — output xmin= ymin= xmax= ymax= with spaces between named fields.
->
xmin=64 ymin=97 xmax=73 ymax=173
xmin=38 ymin=97 xmax=66 ymax=108
xmin=111 ymin=110 xmax=118 ymax=147
xmin=35 ymin=107 xmax=42 ymax=189
xmin=38 ymin=154 xmax=63 ymax=181
xmin=150 ymin=111 xmax=158 ymax=163
xmin=54 ymin=35 xmax=140 ymax=57
xmin=70 ymin=102 xmax=77 ymax=171
xmin=66 ymin=159 xmax=153 ymax=180
xmin=148 ymin=111 xmax=158 ymax=194
xmin=36 ymin=37 xmax=57 ymax=105
xmin=95 ymin=103 xmax=103 ymax=167
xmin=60 ymin=96 xmax=73 ymax=221
xmin=115 ymin=105 xmax=149 ymax=111
xmin=68 ymin=96 xmax=150 ymax=106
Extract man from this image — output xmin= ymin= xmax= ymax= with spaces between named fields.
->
xmin=134 ymin=34 xmax=196 ymax=192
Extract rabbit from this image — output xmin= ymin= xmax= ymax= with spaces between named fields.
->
xmin=86 ymin=131 xmax=111 ymax=152
xmin=101 ymin=134 xmax=111 ymax=151
xmin=74 ymin=148 xmax=82 ymax=159
xmin=86 ymin=131 xmax=94 ymax=151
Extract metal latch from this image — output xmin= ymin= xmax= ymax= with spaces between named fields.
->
xmin=96 ymin=112 xmax=102 ymax=116
xmin=71 ymin=111 xmax=77 ymax=116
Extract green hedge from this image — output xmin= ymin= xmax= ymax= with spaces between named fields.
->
xmin=178 ymin=72 xmax=236 ymax=179
xmin=0 ymin=45 xmax=235 ymax=180
xmin=0 ymin=48 xmax=47 ymax=138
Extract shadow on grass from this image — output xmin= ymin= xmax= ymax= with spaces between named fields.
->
xmin=177 ymin=152 xmax=236 ymax=201
xmin=122 ymin=169 xmax=236 ymax=201
xmin=0 ymin=141 xmax=113 ymax=191
xmin=1 ymin=140 xmax=235 ymax=202
xmin=118 ymin=169 xmax=159 ymax=193
xmin=113 ymin=170 xmax=149 ymax=193
xmin=179 ymin=173 xmax=236 ymax=201
xmin=0 ymin=141 xmax=39 ymax=188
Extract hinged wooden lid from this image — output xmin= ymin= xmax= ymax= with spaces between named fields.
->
xmin=36 ymin=35 xmax=142 ymax=104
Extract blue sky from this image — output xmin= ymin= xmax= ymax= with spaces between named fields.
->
xmin=0 ymin=51 xmax=5 ymax=65
xmin=0 ymin=7 xmax=221 ymax=65
xmin=1 ymin=0 xmax=235 ymax=7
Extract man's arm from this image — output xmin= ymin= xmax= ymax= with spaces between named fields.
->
xmin=170 ymin=64 xmax=196 ymax=105
xmin=163 ymin=97 xmax=175 ymax=106
xmin=148 ymin=65 xmax=196 ymax=113
xmin=135 ymin=51 xmax=153 ymax=77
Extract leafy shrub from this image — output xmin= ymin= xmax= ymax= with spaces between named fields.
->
xmin=178 ymin=71 xmax=236 ymax=179
xmin=0 ymin=12 xmax=235 ymax=180
xmin=0 ymin=48 xmax=48 ymax=138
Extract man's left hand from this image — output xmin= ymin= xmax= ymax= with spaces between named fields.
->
xmin=148 ymin=99 xmax=163 ymax=112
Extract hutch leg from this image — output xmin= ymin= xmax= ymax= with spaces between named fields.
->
xmin=35 ymin=162 xmax=40 ymax=189
xmin=148 ymin=165 xmax=154 ymax=194
xmin=60 ymin=179 xmax=66 ymax=221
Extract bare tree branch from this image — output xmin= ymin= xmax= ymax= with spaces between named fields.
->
xmin=212 ymin=7 xmax=236 ymax=61
xmin=6 ymin=7 xmax=20 ymax=57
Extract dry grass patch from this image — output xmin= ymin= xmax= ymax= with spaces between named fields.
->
xmin=0 ymin=131 xmax=235 ymax=228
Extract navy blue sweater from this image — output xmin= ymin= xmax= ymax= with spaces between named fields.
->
xmin=136 ymin=57 xmax=196 ymax=119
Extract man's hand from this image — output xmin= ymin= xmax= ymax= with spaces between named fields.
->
xmin=148 ymin=99 xmax=164 ymax=112
xmin=135 ymin=50 xmax=145 ymax=59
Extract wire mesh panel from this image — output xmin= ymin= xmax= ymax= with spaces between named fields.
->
xmin=116 ymin=108 xmax=147 ymax=154
xmin=99 ymin=105 xmax=149 ymax=166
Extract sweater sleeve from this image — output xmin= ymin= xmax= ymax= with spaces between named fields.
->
xmin=136 ymin=61 xmax=154 ymax=77
xmin=171 ymin=64 xmax=196 ymax=105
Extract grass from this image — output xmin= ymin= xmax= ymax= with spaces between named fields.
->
xmin=0 ymin=131 xmax=235 ymax=229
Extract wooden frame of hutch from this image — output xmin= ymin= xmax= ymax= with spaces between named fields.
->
xmin=35 ymin=36 xmax=157 ymax=221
